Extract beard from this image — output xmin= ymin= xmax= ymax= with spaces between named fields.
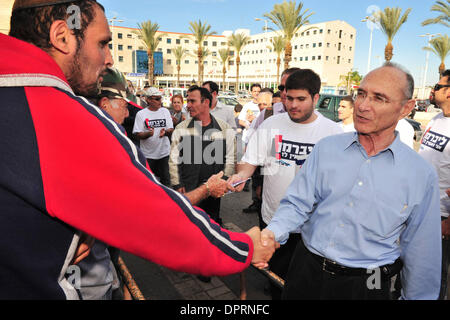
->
xmin=287 ymin=106 xmax=315 ymax=123
xmin=66 ymin=43 xmax=103 ymax=98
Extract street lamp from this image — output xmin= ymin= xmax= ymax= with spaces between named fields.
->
xmin=361 ymin=15 xmax=377 ymax=75
xmin=255 ymin=18 xmax=268 ymax=87
xmin=108 ymin=16 xmax=124 ymax=64
xmin=419 ymin=33 xmax=441 ymax=99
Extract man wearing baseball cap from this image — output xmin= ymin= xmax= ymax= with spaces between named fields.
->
xmin=97 ymin=67 xmax=131 ymax=126
xmin=133 ymin=87 xmax=174 ymax=186
xmin=0 ymin=0 xmax=276 ymax=299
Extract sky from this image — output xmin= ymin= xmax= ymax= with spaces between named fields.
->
xmin=100 ymin=0 xmax=447 ymax=88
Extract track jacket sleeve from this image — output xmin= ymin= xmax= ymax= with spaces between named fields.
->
xmin=27 ymin=87 xmax=253 ymax=277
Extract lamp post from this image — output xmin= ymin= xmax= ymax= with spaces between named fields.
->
xmin=419 ymin=33 xmax=441 ymax=99
xmin=361 ymin=15 xmax=377 ymax=75
xmin=255 ymin=18 xmax=268 ymax=87
xmin=108 ymin=16 xmax=124 ymax=65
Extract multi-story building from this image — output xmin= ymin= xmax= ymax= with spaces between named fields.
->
xmin=111 ymin=20 xmax=356 ymax=94
xmin=0 ymin=0 xmax=14 ymax=35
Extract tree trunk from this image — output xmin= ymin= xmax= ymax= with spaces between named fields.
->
xmin=222 ymin=66 xmax=226 ymax=91
xmin=148 ymin=51 xmax=154 ymax=86
xmin=177 ymin=65 xmax=181 ymax=87
xmin=197 ymin=47 xmax=202 ymax=86
xmin=235 ymin=55 xmax=241 ymax=95
xmin=284 ymin=42 xmax=292 ymax=70
xmin=439 ymin=62 xmax=446 ymax=76
xmin=276 ymin=56 xmax=281 ymax=84
xmin=384 ymin=42 xmax=393 ymax=62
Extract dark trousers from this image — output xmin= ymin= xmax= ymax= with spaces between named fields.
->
xmin=147 ymin=156 xmax=170 ymax=187
xmin=282 ymin=239 xmax=391 ymax=300
xmin=198 ymin=196 xmax=222 ymax=226
xmin=440 ymin=237 xmax=450 ymax=300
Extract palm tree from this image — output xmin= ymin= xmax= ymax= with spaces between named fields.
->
xmin=422 ymin=0 xmax=450 ymax=28
xmin=200 ymin=47 xmax=211 ymax=83
xmin=217 ymin=48 xmax=230 ymax=90
xmin=338 ymin=70 xmax=362 ymax=95
xmin=173 ymin=46 xmax=188 ymax=87
xmin=134 ymin=20 xmax=166 ymax=86
xmin=375 ymin=7 xmax=412 ymax=62
xmin=188 ymin=20 xmax=216 ymax=85
xmin=269 ymin=35 xmax=286 ymax=84
xmin=228 ymin=32 xmax=250 ymax=95
xmin=423 ymin=35 xmax=450 ymax=75
xmin=263 ymin=0 xmax=314 ymax=70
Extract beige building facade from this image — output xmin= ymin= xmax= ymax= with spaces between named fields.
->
xmin=112 ymin=20 xmax=356 ymax=94
xmin=0 ymin=0 xmax=14 ymax=35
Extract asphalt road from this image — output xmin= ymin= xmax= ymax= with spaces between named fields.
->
xmin=121 ymin=181 xmax=272 ymax=300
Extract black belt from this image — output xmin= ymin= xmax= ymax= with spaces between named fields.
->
xmin=308 ymin=249 xmax=403 ymax=278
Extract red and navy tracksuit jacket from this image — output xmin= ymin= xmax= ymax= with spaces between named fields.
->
xmin=0 ymin=34 xmax=253 ymax=299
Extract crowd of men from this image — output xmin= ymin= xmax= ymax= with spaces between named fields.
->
xmin=0 ymin=0 xmax=448 ymax=300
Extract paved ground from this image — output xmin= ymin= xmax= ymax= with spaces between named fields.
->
xmin=121 ymin=186 xmax=272 ymax=300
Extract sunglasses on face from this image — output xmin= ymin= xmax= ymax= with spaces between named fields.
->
xmin=277 ymin=85 xmax=285 ymax=92
xmin=434 ymin=84 xmax=450 ymax=91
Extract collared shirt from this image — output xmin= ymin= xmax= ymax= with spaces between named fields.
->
xmin=268 ymin=132 xmax=442 ymax=300
xmin=210 ymin=101 xmax=237 ymax=129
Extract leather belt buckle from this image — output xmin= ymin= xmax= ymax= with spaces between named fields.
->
xmin=322 ymin=258 xmax=337 ymax=275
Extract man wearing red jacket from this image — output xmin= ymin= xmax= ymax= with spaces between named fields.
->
xmin=0 ymin=0 xmax=275 ymax=299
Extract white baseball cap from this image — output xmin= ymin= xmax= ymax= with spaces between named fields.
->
xmin=143 ymin=87 xmax=163 ymax=97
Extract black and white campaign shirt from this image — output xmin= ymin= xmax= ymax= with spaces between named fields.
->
xmin=419 ymin=112 xmax=450 ymax=218
xmin=133 ymin=107 xmax=174 ymax=159
xmin=242 ymin=111 xmax=343 ymax=224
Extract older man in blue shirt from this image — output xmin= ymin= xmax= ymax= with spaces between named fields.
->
xmin=261 ymin=63 xmax=442 ymax=300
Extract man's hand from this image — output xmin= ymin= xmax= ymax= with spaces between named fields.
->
xmin=205 ymin=171 xmax=230 ymax=198
xmin=159 ymin=128 xmax=166 ymax=138
xmin=227 ymin=173 xmax=248 ymax=193
xmin=72 ymin=234 xmax=95 ymax=265
xmin=177 ymin=187 xmax=186 ymax=194
xmin=442 ymin=218 xmax=450 ymax=240
xmin=245 ymin=226 xmax=278 ymax=269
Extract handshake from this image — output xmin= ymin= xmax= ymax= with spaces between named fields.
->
xmin=245 ymin=227 xmax=280 ymax=269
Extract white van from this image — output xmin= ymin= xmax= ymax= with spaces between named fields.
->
xmin=162 ymin=88 xmax=188 ymax=107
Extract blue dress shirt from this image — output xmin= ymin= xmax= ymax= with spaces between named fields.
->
xmin=268 ymin=132 xmax=442 ymax=300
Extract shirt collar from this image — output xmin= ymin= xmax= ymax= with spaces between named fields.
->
xmin=344 ymin=131 xmax=403 ymax=163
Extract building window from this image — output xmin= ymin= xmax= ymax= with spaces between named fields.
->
xmin=319 ymin=42 xmax=322 ymax=47
xmin=337 ymin=56 xmax=341 ymax=64
xmin=339 ymin=30 xmax=342 ymax=38
xmin=338 ymin=43 xmax=341 ymax=51
xmin=313 ymin=30 xmax=317 ymax=35
xmin=318 ymin=55 xmax=321 ymax=60
xmin=312 ymin=56 xmax=315 ymax=60
xmin=300 ymin=57 xmax=303 ymax=61
xmin=350 ymin=34 xmax=354 ymax=39
xmin=185 ymin=39 xmax=189 ymax=44
xmin=320 ymin=29 xmax=323 ymax=34
xmin=127 ymin=45 xmax=132 ymax=50
xmin=118 ymin=56 xmax=123 ymax=62
xmin=327 ymin=29 xmax=331 ymax=34
xmin=305 ymin=56 xmax=308 ymax=61
xmin=327 ymin=43 xmax=330 ymax=48
xmin=118 ymin=33 xmax=123 ymax=39
xmin=349 ymin=46 xmax=352 ymax=51
xmin=326 ymin=56 xmax=329 ymax=61
xmin=212 ymin=41 xmax=217 ymax=46
xmin=185 ymin=60 xmax=189 ymax=64
xmin=167 ymin=49 xmax=171 ymax=54
xmin=167 ymin=59 xmax=171 ymax=65
xmin=313 ymin=43 xmax=316 ymax=48
xmin=203 ymin=41 xmax=208 ymax=46
xmin=348 ymin=59 xmax=351 ymax=63
xmin=127 ymin=34 xmax=132 ymax=38
xmin=167 ymin=38 xmax=172 ymax=44
xmin=118 ymin=45 xmax=123 ymax=51
xmin=108 ymin=44 xmax=112 ymax=50
xmin=176 ymin=39 xmax=180 ymax=44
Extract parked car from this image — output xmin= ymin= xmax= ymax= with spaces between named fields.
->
xmin=315 ymin=94 xmax=344 ymax=122
xmin=315 ymin=94 xmax=423 ymax=141
xmin=415 ymin=99 xmax=430 ymax=112
xmin=219 ymin=91 xmax=238 ymax=99
xmin=218 ymin=96 xmax=240 ymax=108
xmin=162 ymin=87 xmax=188 ymax=106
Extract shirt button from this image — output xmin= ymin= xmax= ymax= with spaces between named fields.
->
xmin=358 ymin=181 xmax=363 ymax=186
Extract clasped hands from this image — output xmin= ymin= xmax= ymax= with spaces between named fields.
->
xmin=245 ymin=227 xmax=280 ymax=269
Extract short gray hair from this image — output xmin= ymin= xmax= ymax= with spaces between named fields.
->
xmin=382 ymin=62 xmax=414 ymax=100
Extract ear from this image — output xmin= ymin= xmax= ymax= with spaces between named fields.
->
xmin=312 ymin=93 xmax=320 ymax=106
xmin=399 ymin=99 xmax=415 ymax=119
xmin=48 ymin=20 xmax=77 ymax=55
xmin=98 ymin=97 xmax=110 ymax=110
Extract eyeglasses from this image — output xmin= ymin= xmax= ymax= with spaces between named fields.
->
xmin=277 ymin=85 xmax=285 ymax=92
xmin=433 ymin=84 xmax=450 ymax=91
xmin=353 ymin=90 xmax=392 ymax=107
